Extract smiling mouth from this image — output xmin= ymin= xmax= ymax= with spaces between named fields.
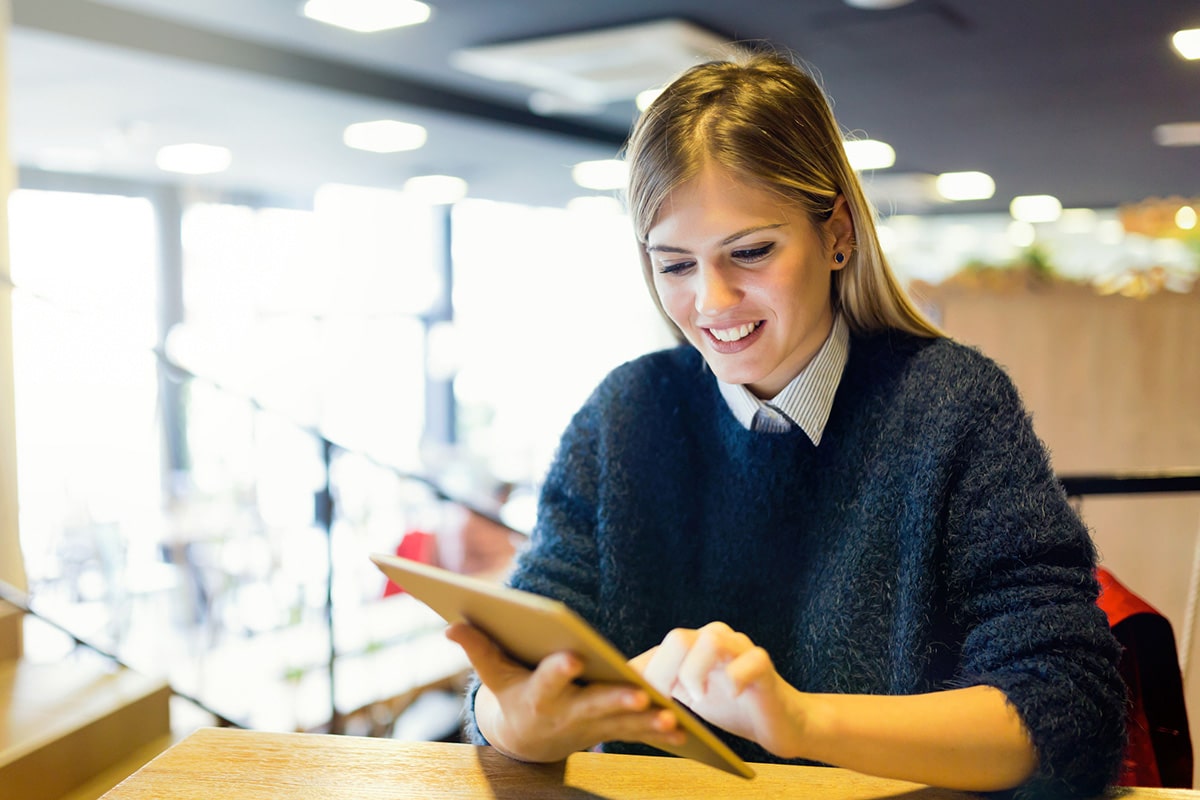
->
xmin=708 ymin=321 xmax=763 ymax=342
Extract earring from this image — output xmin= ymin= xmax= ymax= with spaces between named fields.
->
xmin=834 ymin=251 xmax=845 ymax=264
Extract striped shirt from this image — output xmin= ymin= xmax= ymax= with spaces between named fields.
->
xmin=716 ymin=314 xmax=849 ymax=445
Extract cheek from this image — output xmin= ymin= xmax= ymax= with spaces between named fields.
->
xmin=653 ymin=278 xmax=690 ymax=324
xmin=779 ymin=262 xmax=830 ymax=305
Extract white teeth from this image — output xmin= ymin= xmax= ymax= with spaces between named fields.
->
xmin=710 ymin=322 xmax=759 ymax=342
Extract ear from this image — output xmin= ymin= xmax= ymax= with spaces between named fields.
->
xmin=824 ymin=194 xmax=855 ymax=269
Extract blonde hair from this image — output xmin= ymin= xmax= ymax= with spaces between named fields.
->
xmin=624 ymin=50 xmax=942 ymax=339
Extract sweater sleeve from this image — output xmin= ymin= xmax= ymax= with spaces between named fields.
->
xmin=941 ymin=360 xmax=1126 ymax=799
xmin=461 ymin=393 xmax=607 ymax=745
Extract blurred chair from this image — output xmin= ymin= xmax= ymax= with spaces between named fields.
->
xmin=1097 ymin=567 xmax=1193 ymax=788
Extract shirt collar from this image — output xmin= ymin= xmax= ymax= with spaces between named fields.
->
xmin=716 ymin=314 xmax=850 ymax=445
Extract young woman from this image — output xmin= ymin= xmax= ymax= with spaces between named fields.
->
xmin=447 ymin=51 xmax=1125 ymax=799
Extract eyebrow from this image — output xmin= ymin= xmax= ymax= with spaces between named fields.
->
xmin=646 ymin=223 xmax=787 ymax=254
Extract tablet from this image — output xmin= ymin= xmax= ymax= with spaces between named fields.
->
xmin=369 ymin=552 xmax=755 ymax=778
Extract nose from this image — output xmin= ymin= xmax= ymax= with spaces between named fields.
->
xmin=694 ymin=263 xmax=740 ymax=316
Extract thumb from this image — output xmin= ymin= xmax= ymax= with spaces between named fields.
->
xmin=627 ymin=644 xmax=660 ymax=675
xmin=445 ymin=622 xmax=528 ymax=688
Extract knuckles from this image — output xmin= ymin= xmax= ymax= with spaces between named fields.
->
xmin=662 ymin=627 xmax=696 ymax=648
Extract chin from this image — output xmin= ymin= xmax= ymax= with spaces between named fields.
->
xmin=707 ymin=364 xmax=763 ymax=387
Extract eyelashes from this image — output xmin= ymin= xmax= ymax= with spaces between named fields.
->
xmin=655 ymin=242 xmax=776 ymax=275
xmin=657 ymin=260 xmax=694 ymax=275
xmin=731 ymin=243 xmax=774 ymax=262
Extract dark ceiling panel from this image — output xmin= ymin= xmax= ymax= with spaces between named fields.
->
xmin=7 ymin=0 xmax=1199 ymax=213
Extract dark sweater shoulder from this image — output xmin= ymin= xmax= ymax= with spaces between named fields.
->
xmin=851 ymin=329 xmax=1012 ymax=386
xmin=845 ymin=330 xmax=1027 ymax=419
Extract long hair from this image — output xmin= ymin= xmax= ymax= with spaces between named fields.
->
xmin=624 ymin=50 xmax=942 ymax=339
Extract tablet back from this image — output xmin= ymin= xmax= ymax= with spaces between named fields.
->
xmin=369 ymin=552 xmax=755 ymax=779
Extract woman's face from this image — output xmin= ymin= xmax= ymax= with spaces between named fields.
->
xmin=646 ymin=165 xmax=850 ymax=399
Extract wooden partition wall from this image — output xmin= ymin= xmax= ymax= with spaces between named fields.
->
xmin=915 ymin=279 xmax=1200 ymax=784
xmin=0 ymin=0 xmax=26 ymax=599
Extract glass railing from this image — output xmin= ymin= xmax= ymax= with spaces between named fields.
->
xmin=13 ymin=338 xmax=529 ymax=739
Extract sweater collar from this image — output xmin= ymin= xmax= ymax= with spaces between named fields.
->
xmin=716 ymin=314 xmax=850 ymax=446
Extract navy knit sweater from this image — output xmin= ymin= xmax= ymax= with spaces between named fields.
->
xmin=466 ymin=331 xmax=1125 ymax=799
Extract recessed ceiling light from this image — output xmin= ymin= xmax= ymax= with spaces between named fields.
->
xmin=1154 ymin=122 xmax=1200 ymax=147
xmin=403 ymin=174 xmax=468 ymax=204
xmin=155 ymin=143 xmax=232 ymax=175
xmin=843 ymin=139 xmax=895 ymax=171
xmin=1059 ymin=208 xmax=1098 ymax=233
xmin=843 ymin=0 xmax=917 ymax=8
xmin=302 ymin=0 xmax=431 ymax=33
xmin=934 ymin=171 xmax=995 ymax=201
xmin=1171 ymin=28 xmax=1200 ymax=60
xmin=857 ymin=172 xmax=940 ymax=210
xmin=1177 ymin=205 xmax=1198 ymax=231
xmin=343 ymin=119 xmax=427 ymax=153
xmin=571 ymin=159 xmax=628 ymax=191
xmin=1010 ymin=194 xmax=1062 ymax=223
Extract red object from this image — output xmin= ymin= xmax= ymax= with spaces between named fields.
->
xmin=382 ymin=530 xmax=439 ymax=597
xmin=1096 ymin=567 xmax=1193 ymax=788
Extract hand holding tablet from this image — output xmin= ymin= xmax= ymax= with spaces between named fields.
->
xmin=370 ymin=553 xmax=754 ymax=778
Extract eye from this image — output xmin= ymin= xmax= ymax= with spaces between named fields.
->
xmin=731 ymin=243 xmax=775 ymax=263
xmin=656 ymin=259 xmax=695 ymax=275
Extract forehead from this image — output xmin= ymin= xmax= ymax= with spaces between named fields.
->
xmin=647 ymin=166 xmax=802 ymax=244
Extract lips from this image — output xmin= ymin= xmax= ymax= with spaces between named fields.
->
xmin=703 ymin=320 xmax=764 ymax=353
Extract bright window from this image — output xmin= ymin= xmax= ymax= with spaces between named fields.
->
xmin=174 ymin=188 xmax=433 ymax=470
xmin=9 ymin=189 xmax=162 ymax=603
xmin=451 ymin=199 xmax=676 ymax=488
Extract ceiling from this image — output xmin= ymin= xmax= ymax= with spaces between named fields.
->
xmin=8 ymin=0 xmax=1199 ymax=215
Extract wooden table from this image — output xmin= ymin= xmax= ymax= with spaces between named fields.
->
xmin=102 ymin=727 xmax=1200 ymax=799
